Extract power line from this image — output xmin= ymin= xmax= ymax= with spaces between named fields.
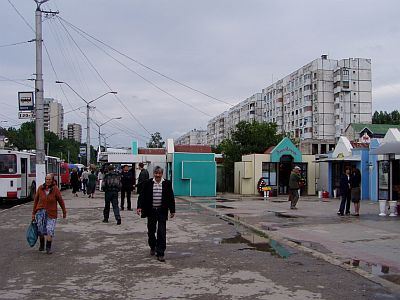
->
xmin=58 ymin=16 xmax=213 ymax=118
xmin=0 ymin=40 xmax=34 ymax=48
xmin=56 ymin=17 xmax=152 ymax=136
xmin=0 ymin=75 xmax=34 ymax=89
xmin=58 ymin=16 xmax=234 ymax=107
xmin=7 ymin=0 xmax=35 ymax=33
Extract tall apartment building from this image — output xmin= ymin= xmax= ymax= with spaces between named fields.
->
xmin=206 ymin=56 xmax=372 ymax=154
xmin=64 ymin=123 xmax=82 ymax=143
xmin=44 ymin=98 xmax=64 ymax=138
xmin=207 ymin=93 xmax=264 ymax=145
xmin=262 ymin=56 xmax=372 ymax=154
xmin=175 ymin=129 xmax=207 ymax=145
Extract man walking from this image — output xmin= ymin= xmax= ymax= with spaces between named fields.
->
xmin=136 ymin=166 xmax=175 ymax=262
xmin=136 ymin=162 xmax=149 ymax=194
xmin=288 ymin=166 xmax=302 ymax=209
xmin=102 ymin=165 xmax=122 ymax=225
xmin=120 ymin=165 xmax=134 ymax=210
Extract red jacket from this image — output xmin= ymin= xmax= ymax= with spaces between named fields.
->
xmin=32 ymin=184 xmax=67 ymax=219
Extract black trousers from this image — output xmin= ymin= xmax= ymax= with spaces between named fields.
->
xmin=147 ymin=208 xmax=167 ymax=256
xmin=339 ymin=191 xmax=351 ymax=214
xmin=103 ymin=191 xmax=121 ymax=221
xmin=120 ymin=187 xmax=131 ymax=209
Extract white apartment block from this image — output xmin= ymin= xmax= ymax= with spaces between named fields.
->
xmin=207 ymin=93 xmax=264 ymax=145
xmin=44 ymin=98 xmax=64 ymax=138
xmin=175 ymin=129 xmax=207 ymax=145
xmin=65 ymin=123 xmax=82 ymax=143
xmin=263 ymin=56 xmax=372 ymax=154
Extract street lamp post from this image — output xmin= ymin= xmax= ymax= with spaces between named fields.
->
xmin=55 ymin=81 xmax=117 ymax=166
xmin=94 ymin=117 xmax=122 ymax=151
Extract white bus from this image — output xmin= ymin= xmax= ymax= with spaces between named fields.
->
xmin=0 ymin=149 xmax=61 ymax=201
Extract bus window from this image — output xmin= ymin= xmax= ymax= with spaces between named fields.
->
xmin=0 ymin=154 xmax=17 ymax=174
xmin=30 ymin=156 xmax=36 ymax=173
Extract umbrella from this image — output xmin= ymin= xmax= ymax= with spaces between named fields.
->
xmin=370 ymin=141 xmax=400 ymax=155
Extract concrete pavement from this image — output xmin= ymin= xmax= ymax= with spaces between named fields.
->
xmin=181 ymin=193 xmax=400 ymax=293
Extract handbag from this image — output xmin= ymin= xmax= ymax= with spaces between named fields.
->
xmin=26 ymin=221 xmax=38 ymax=247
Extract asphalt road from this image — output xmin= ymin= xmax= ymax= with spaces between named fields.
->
xmin=0 ymin=192 xmax=398 ymax=300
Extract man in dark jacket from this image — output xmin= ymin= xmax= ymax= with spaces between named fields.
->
xmin=288 ymin=166 xmax=302 ymax=209
xmin=136 ymin=166 xmax=175 ymax=262
xmin=136 ymin=162 xmax=149 ymax=194
xmin=102 ymin=165 xmax=122 ymax=225
xmin=338 ymin=167 xmax=352 ymax=216
xmin=120 ymin=165 xmax=134 ymax=211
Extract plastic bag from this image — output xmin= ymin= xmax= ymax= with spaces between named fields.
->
xmin=26 ymin=221 xmax=38 ymax=247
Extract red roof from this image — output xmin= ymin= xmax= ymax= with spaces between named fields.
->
xmin=350 ymin=142 xmax=370 ymax=149
xmin=264 ymin=146 xmax=275 ymax=154
xmin=174 ymin=145 xmax=212 ymax=153
xmin=138 ymin=148 xmax=166 ymax=155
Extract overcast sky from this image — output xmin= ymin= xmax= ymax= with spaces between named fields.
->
xmin=1 ymin=0 xmax=400 ymax=148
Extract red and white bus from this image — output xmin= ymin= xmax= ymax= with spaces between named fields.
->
xmin=0 ymin=149 xmax=61 ymax=201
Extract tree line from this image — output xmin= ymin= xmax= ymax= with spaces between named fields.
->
xmin=0 ymin=121 xmax=85 ymax=164
xmin=372 ymin=110 xmax=400 ymax=124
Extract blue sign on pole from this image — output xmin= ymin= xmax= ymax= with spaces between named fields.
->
xmin=79 ymin=146 xmax=86 ymax=156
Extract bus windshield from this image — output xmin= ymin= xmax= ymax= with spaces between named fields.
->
xmin=0 ymin=154 xmax=17 ymax=174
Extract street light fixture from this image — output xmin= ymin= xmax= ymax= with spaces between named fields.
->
xmin=93 ymin=117 xmax=122 ymax=150
xmin=55 ymin=81 xmax=117 ymax=166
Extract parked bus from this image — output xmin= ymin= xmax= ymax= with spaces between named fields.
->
xmin=60 ymin=162 xmax=70 ymax=189
xmin=0 ymin=149 xmax=61 ymax=202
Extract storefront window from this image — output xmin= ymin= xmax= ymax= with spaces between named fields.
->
xmin=378 ymin=161 xmax=389 ymax=200
xmin=262 ymin=163 xmax=277 ymax=186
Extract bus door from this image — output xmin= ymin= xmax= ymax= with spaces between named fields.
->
xmin=20 ymin=158 xmax=28 ymax=197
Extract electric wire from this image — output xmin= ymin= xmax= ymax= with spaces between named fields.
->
xmin=58 ymin=16 xmax=234 ymax=107
xmin=0 ymin=40 xmax=34 ymax=48
xmin=7 ymin=0 xmax=35 ymax=33
xmin=0 ymin=75 xmax=34 ymax=89
xmin=58 ymin=17 xmax=213 ymax=118
xmin=56 ymin=18 xmax=152 ymax=136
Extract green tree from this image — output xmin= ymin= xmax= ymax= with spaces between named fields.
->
xmin=372 ymin=110 xmax=400 ymax=124
xmin=147 ymin=132 xmax=165 ymax=148
xmin=218 ymin=121 xmax=283 ymax=191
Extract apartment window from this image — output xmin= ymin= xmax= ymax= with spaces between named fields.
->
xmin=314 ymin=83 xmax=317 ymax=90
xmin=343 ymin=69 xmax=349 ymax=76
xmin=314 ymin=73 xmax=317 ymax=79
xmin=296 ymin=110 xmax=298 ymax=115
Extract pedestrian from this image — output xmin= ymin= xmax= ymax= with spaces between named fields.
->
xmin=136 ymin=162 xmax=149 ymax=194
xmin=288 ymin=166 xmax=302 ymax=209
xmin=70 ymin=168 xmax=80 ymax=197
xmin=32 ymin=174 xmax=67 ymax=254
xmin=136 ymin=166 xmax=175 ymax=262
xmin=87 ymin=170 xmax=97 ymax=198
xmin=101 ymin=164 xmax=122 ymax=225
xmin=120 ymin=165 xmax=134 ymax=210
xmin=81 ymin=168 xmax=89 ymax=195
xmin=338 ymin=167 xmax=352 ymax=216
xmin=351 ymin=167 xmax=362 ymax=216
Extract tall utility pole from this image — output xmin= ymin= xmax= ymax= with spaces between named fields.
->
xmin=34 ymin=0 xmax=48 ymax=186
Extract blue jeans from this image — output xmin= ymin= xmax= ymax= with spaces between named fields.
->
xmin=103 ymin=191 xmax=121 ymax=221
xmin=147 ymin=208 xmax=167 ymax=256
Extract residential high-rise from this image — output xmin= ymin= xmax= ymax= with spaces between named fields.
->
xmin=262 ymin=56 xmax=372 ymax=154
xmin=176 ymin=129 xmax=207 ymax=145
xmin=65 ymin=123 xmax=82 ymax=143
xmin=44 ymin=98 xmax=64 ymax=138
xmin=206 ymin=56 xmax=372 ymax=154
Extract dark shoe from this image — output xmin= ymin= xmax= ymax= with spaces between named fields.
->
xmin=345 ymin=212 xmax=351 ymax=216
xmin=351 ymin=213 xmax=360 ymax=217
xmin=39 ymin=236 xmax=45 ymax=251
xmin=337 ymin=211 xmax=341 ymax=215
xmin=102 ymin=219 xmax=109 ymax=223
xmin=120 ymin=207 xmax=124 ymax=211
xmin=150 ymin=249 xmax=156 ymax=256
xmin=116 ymin=219 xmax=121 ymax=225
xmin=45 ymin=240 xmax=52 ymax=254
xmin=157 ymin=255 xmax=165 ymax=262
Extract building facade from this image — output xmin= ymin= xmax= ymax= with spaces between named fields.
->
xmin=175 ymin=129 xmax=207 ymax=145
xmin=65 ymin=123 xmax=82 ymax=143
xmin=207 ymin=93 xmax=264 ymax=145
xmin=44 ymin=98 xmax=64 ymax=138
xmin=206 ymin=56 xmax=372 ymax=154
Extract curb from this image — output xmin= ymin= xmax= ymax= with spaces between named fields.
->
xmin=178 ymin=197 xmax=400 ymax=295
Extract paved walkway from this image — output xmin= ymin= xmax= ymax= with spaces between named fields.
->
xmin=180 ymin=194 xmax=400 ymax=292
